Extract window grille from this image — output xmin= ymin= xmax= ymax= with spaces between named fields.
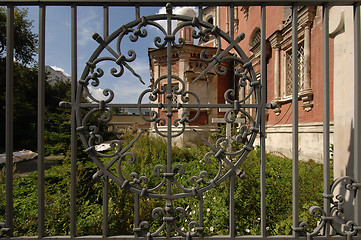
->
xmin=285 ymin=44 xmax=305 ymax=96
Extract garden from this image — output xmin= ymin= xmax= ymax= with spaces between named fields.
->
xmin=0 ymin=133 xmax=326 ymax=236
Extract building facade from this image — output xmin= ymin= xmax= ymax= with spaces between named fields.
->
xmin=208 ymin=6 xmax=335 ymax=162
xmin=146 ymin=5 xmax=360 ymax=166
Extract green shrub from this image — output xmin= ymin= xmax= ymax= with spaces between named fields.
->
xmin=0 ymin=135 xmax=323 ymax=236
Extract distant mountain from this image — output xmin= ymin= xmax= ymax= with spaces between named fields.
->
xmin=45 ymin=65 xmax=70 ymax=85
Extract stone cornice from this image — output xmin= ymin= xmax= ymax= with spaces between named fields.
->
xmin=280 ymin=6 xmax=316 ymax=47
xmin=298 ymin=6 xmax=316 ymax=28
xmin=268 ymin=30 xmax=283 ymax=49
xmin=149 ymin=44 xmax=219 ymax=64
xmin=184 ymin=70 xmax=216 ymax=81
xmin=283 ymin=6 xmax=316 ymax=28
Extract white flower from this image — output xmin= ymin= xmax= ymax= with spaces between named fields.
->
xmin=181 ymin=227 xmax=184 ymax=231
xmin=191 ymin=228 xmax=195 ymax=232
xmin=266 ymin=226 xmax=270 ymax=230
xmin=210 ymin=227 xmax=214 ymax=232
xmin=213 ymin=197 xmax=216 ymax=201
xmin=257 ymin=217 xmax=261 ymax=221
xmin=185 ymin=205 xmax=189 ymax=211
xmin=207 ymin=208 xmax=211 ymax=212
xmin=185 ymin=219 xmax=188 ymax=222
xmin=246 ymin=229 xmax=250 ymax=233
xmin=203 ymin=195 xmax=205 ymax=199
xmin=191 ymin=210 xmax=196 ymax=215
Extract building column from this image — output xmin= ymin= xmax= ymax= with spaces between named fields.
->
xmin=303 ymin=24 xmax=311 ymax=90
xmin=274 ymin=47 xmax=281 ymax=99
xmin=269 ymin=31 xmax=282 ymax=114
xmin=178 ymin=53 xmax=188 ymax=123
xmin=298 ymin=7 xmax=315 ymax=111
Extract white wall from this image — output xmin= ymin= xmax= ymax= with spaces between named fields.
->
xmin=255 ymin=122 xmax=334 ymax=162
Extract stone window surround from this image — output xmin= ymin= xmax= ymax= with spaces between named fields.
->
xmin=249 ymin=27 xmax=261 ymax=58
xmin=269 ymin=6 xmax=316 ymax=114
xmin=283 ymin=41 xmax=305 ymax=98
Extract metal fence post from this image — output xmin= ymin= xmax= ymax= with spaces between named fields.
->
xmin=260 ymin=4 xmax=267 ymax=238
xmin=5 ymin=4 xmax=14 ymax=237
xmin=354 ymin=3 xmax=361 ymax=236
xmin=37 ymin=4 xmax=46 ymax=238
xmin=291 ymin=4 xmax=299 ymax=236
xmin=322 ymin=4 xmax=331 ymax=238
xmin=70 ymin=4 xmax=78 ymax=238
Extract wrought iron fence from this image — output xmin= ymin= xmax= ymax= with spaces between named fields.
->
xmin=1 ymin=0 xmax=361 ymax=239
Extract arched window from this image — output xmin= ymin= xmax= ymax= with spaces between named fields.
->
xmin=249 ymin=27 xmax=261 ymax=51
xmin=206 ymin=16 xmax=214 ymax=25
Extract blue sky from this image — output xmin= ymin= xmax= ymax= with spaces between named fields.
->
xmin=23 ymin=5 xmax=197 ymax=103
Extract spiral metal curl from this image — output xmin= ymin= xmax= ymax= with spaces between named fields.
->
xmin=297 ymin=176 xmax=360 ymax=239
xmin=138 ymin=75 xmax=201 ymax=138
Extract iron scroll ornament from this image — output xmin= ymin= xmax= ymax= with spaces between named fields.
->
xmin=75 ymin=3 xmax=260 ymax=237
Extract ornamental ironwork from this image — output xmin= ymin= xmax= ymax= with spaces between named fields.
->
xmin=75 ymin=3 xmax=260 ymax=238
xmin=73 ymin=3 xmax=361 ymax=239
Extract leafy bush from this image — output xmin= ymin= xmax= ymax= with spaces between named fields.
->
xmin=0 ymin=135 xmax=323 ymax=236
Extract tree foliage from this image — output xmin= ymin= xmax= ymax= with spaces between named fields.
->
xmin=0 ymin=7 xmax=72 ymax=153
xmin=0 ymin=7 xmax=39 ymax=152
xmin=0 ymin=60 xmax=38 ymax=152
xmin=0 ymin=7 xmax=38 ymax=65
xmin=44 ymin=80 xmax=71 ymax=156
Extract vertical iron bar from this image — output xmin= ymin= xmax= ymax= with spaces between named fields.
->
xmin=354 ymin=2 xmax=361 ymax=230
xmin=229 ymin=4 xmax=234 ymax=40
xmin=135 ymin=4 xmax=140 ymax=20
xmin=198 ymin=5 xmax=203 ymax=21
xmin=229 ymin=4 xmax=235 ymax=238
xmin=38 ymin=4 xmax=46 ymax=238
xmin=70 ymin=4 xmax=78 ymax=238
xmin=102 ymin=177 xmax=108 ymax=237
xmin=229 ymin=174 xmax=235 ymax=237
xmin=229 ymin=4 xmax=237 ymax=99
xmin=198 ymin=4 xmax=203 ymax=32
xmin=134 ymin=193 xmax=140 ymax=237
xmin=322 ymin=4 xmax=331 ymax=238
xmin=166 ymin=4 xmax=172 ymax=238
xmin=5 ymin=4 xmax=14 ymax=237
xmin=102 ymin=4 xmax=109 ymax=237
xmin=198 ymin=193 xmax=204 ymax=238
xmin=166 ymin=4 xmax=172 ymax=197
xmin=260 ymin=4 xmax=267 ymax=238
xmin=198 ymin=5 xmax=205 ymax=237
xmin=291 ymin=4 xmax=299 ymax=235
xmin=103 ymin=4 xmax=109 ymax=38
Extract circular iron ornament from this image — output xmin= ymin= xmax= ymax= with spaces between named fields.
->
xmin=75 ymin=3 xmax=260 ymax=237
xmin=75 ymin=3 xmax=260 ymax=199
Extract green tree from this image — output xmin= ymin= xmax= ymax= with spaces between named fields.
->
xmin=44 ymin=80 xmax=71 ymax=156
xmin=0 ymin=7 xmax=39 ymax=152
xmin=0 ymin=60 xmax=39 ymax=152
xmin=0 ymin=7 xmax=38 ymax=65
